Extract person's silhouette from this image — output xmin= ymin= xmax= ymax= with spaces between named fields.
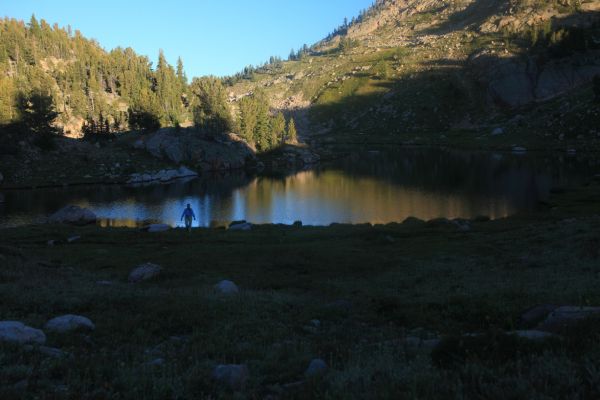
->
xmin=180 ymin=204 xmax=196 ymax=232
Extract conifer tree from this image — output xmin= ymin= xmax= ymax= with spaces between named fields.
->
xmin=286 ymin=117 xmax=297 ymax=144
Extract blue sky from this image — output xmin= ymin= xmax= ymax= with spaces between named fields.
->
xmin=3 ymin=0 xmax=374 ymax=78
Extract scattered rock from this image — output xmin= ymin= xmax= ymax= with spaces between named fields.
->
xmin=49 ymin=205 xmax=96 ymax=226
xmin=491 ymin=127 xmax=504 ymax=135
xmin=45 ymin=315 xmax=95 ymax=333
xmin=0 ymin=321 xmax=46 ymax=345
xmin=305 ymin=359 xmax=328 ymax=378
xmin=512 ymin=146 xmax=527 ymax=153
xmin=213 ymin=364 xmax=249 ymax=391
xmin=214 ymin=280 xmax=239 ymax=295
xmin=96 ymin=280 xmax=114 ymax=286
xmin=128 ymin=263 xmax=162 ymax=283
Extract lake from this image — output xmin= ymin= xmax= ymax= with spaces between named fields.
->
xmin=0 ymin=147 xmax=595 ymax=228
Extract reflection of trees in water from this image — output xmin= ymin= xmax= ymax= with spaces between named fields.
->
xmin=329 ymin=148 xmax=588 ymax=200
xmin=2 ymin=171 xmax=255 ymax=216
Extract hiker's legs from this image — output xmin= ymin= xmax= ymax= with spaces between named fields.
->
xmin=185 ymin=216 xmax=192 ymax=232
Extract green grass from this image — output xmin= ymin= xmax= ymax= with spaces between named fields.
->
xmin=2 ymin=180 xmax=600 ymax=398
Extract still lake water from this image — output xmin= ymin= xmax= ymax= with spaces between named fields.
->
xmin=0 ymin=147 xmax=595 ymax=228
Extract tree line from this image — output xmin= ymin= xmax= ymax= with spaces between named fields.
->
xmin=0 ymin=15 xmax=298 ymax=152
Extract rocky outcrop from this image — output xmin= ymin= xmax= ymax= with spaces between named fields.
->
xmin=133 ymin=128 xmax=255 ymax=171
xmin=471 ymin=51 xmax=600 ymax=108
xmin=49 ymin=205 xmax=97 ymax=226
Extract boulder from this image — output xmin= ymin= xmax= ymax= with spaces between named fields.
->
xmin=49 ymin=205 xmax=96 ymax=226
xmin=128 ymin=263 xmax=162 ymax=283
xmin=519 ymin=304 xmax=559 ymax=328
xmin=214 ymin=280 xmax=239 ymax=295
xmin=402 ymin=216 xmax=426 ymax=227
xmin=163 ymin=141 xmax=184 ymax=164
xmin=535 ymin=306 xmax=600 ymax=333
xmin=491 ymin=127 xmax=504 ymax=136
xmin=508 ymin=330 xmax=559 ymax=341
xmin=45 ymin=315 xmax=95 ymax=333
xmin=0 ymin=321 xmax=46 ymax=345
xmin=146 ymin=224 xmax=171 ymax=233
xmin=229 ymin=222 xmax=252 ymax=231
xmin=213 ymin=364 xmax=249 ymax=391
xmin=305 ymin=359 xmax=328 ymax=378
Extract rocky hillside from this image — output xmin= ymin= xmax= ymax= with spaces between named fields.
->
xmin=227 ymin=0 xmax=600 ymax=149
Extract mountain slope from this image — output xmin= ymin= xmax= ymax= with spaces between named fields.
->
xmin=227 ymin=0 xmax=600 ymax=149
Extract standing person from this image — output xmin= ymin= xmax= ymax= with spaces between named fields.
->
xmin=180 ymin=204 xmax=196 ymax=232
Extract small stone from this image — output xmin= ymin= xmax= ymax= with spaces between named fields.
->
xmin=45 ymin=315 xmax=95 ymax=333
xmin=128 ymin=263 xmax=162 ymax=283
xmin=67 ymin=236 xmax=81 ymax=243
xmin=213 ymin=364 xmax=249 ymax=391
xmin=305 ymin=359 xmax=328 ymax=378
xmin=491 ymin=127 xmax=504 ymax=135
xmin=214 ymin=280 xmax=239 ymax=295
xmin=146 ymin=358 xmax=165 ymax=367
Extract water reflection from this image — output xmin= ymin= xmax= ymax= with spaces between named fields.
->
xmin=0 ymin=147 xmax=594 ymax=228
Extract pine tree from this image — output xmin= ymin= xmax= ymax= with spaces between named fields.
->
xmin=271 ymin=112 xmax=286 ymax=147
xmin=286 ymin=117 xmax=297 ymax=144
xmin=17 ymin=91 xmax=60 ymax=135
xmin=190 ymin=76 xmax=232 ymax=134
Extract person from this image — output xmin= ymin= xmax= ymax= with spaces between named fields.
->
xmin=180 ymin=204 xmax=196 ymax=232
